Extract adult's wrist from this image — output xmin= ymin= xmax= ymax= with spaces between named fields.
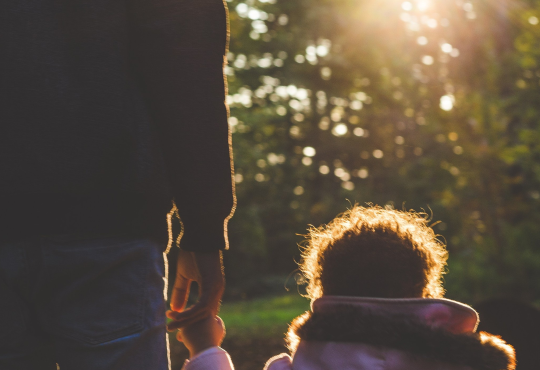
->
xmin=179 ymin=217 xmax=230 ymax=252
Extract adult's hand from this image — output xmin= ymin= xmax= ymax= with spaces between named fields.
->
xmin=166 ymin=250 xmax=224 ymax=330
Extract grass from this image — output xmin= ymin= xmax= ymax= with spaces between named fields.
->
xmin=220 ymin=293 xmax=310 ymax=337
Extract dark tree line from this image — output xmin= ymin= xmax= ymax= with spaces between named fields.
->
xmin=222 ymin=0 xmax=540 ymax=305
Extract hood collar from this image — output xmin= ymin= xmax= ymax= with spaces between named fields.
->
xmin=312 ymin=296 xmax=479 ymax=334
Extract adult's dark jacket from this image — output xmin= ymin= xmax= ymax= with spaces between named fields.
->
xmin=1 ymin=0 xmax=235 ymax=251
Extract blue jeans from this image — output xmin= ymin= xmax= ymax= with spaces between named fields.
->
xmin=0 ymin=235 xmax=170 ymax=370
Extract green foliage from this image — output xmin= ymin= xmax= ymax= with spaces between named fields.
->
xmin=224 ymin=0 xmax=540 ymax=304
xmin=220 ymin=293 xmax=309 ymax=337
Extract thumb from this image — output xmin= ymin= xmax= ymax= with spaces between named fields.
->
xmin=170 ymin=275 xmax=191 ymax=312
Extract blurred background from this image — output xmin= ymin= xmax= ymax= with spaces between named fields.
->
xmin=169 ymin=0 xmax=540 ymax=368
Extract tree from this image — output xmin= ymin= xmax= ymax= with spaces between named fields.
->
xmin=224 ymin=0 xmax=540 ymax=304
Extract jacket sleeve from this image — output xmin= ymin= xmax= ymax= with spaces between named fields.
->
xmin=182 ymin=347 xmax=235 ymax=370
xmin=264 ymin=353 xmax=293 ymax=370
xmin=181 ymin=347 xmax=293 ymax=370
xmin=129 ymin=0 xmax=235 ymax=252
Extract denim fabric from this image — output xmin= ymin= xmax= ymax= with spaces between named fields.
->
xmin=0 ymin=236 xmax=170 ymax=370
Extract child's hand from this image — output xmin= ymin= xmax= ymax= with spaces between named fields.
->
xmin=175 ymin=315 xmax=225 ymax=358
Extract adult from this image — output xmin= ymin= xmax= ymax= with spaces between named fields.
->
xmin=0 ymin=0 xmax=235 ymax=369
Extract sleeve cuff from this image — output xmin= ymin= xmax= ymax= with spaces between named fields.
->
xmin=178 ymin=218 xmax=229 ymax=251
xmin=182 ymin=347 xmax=234 ymax=370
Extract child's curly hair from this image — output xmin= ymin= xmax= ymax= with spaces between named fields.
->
xmin=287 ymin=206 xmax=449 ymax=353
xmin=300 ymin=205 xmax=448 ymax=300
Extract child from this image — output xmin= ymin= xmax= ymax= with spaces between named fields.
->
xmin=177 ymin=206 xmax=516 ymax=370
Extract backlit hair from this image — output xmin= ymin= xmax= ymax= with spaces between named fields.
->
xmin=300 ymin=205 xmax=448 ymax=300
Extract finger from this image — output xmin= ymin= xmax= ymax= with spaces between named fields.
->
xmin=167 ymin=305 xmax=208 ymax=322
xmin=166 ymin=310 xmax=180 ymax=319
xmin=166 ymin=303 xmax=211 ymax=330
xmin=167 ymin=312 xmax=208 ymax=331
xmin=194 ymin=253 xmax=225 ymax=316
xmin=175 ymin=330 xmax=184 ymax=342
xmin=198 ymin=282 xmax=224 ymax=316
xmin=170 ymin=275 xmax=191 ymax=312
xmin=167 ymin=306 xmax=209 ymax=330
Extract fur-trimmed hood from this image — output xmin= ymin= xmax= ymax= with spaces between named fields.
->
xmin=288 ymin=296 xmax=515 ymax=370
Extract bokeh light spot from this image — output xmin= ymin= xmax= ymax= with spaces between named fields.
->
xmin=303 ymin=147 xmax=316 ymax=157
xmin=358 ymin=168 xmax=369 ymax=178
xmin=319 ymin=117 xmax=330 ymax=130
xmin=316 ymin=45 xmax=329 ymax=57
xmin=321 ymin=67 xmax=332 ymax=80
xmin=276 ymin=106 xmax=287 ymax=116
xmin=401 ymin=2 xmax=412 ymax=11
xmin=441 ymin=43 xmax=453 ymax=53
xmin=436 ymin=134 xmax=446 ymax=143
xmin=236 ymin=3 xmax=248 ymax=17
xmin=453 ymin=146 xmax=464 ymax=155
xmin=350 ymin=100 xmax=363 ymax=110
xmin=422 ymin=55 xmax=434 ymax=65
xmin=289 ymin=125 xmax=301 ymax=138
xmin=417 ymin=0 xmax=430 ymax=12
xmin=440 ymin=95 xmax=454 ymax=111
xmin=229 ymin=117 xmax=238 ymax=126
xmin=417 ymin=36 xmax=428 ymax=45
xmin=373 ymin=149 xmax=384 ymax=158
xmin=293 ymin=186 xmax=304 ymax=195
xmin=349 ymin=115 xmax=360 ymax=124
xmin=319 ymin=165 xmax=330 ymax=175
xmin=332 ymin=123 xmax=348 ymax=136
xmin=342 ymin=181 xmax=355 ymax=190
xmin=427 ymin=19 xmax=437 ymax=28
xmin=248 ymin=9 xmax=261 ymax=20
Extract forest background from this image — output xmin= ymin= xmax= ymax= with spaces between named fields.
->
xmin=170 ymin=0 xmax=540 ymax=367
xmin=216 ymin=0 xmax=540 ymax=304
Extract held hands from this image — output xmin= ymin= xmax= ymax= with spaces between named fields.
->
xmin=176 ymin=316 xmax=226 ymax=357
xmin=166 ymin=250 xmax=225 ymax=330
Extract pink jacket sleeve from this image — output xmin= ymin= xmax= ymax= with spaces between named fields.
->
xmin=181 ymin=347 xmax=293 ymax=370
xmin=182 ymin=347 xmax=234 ymax=370
xmin=264 ymin=353 xmax=293 ymax=370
